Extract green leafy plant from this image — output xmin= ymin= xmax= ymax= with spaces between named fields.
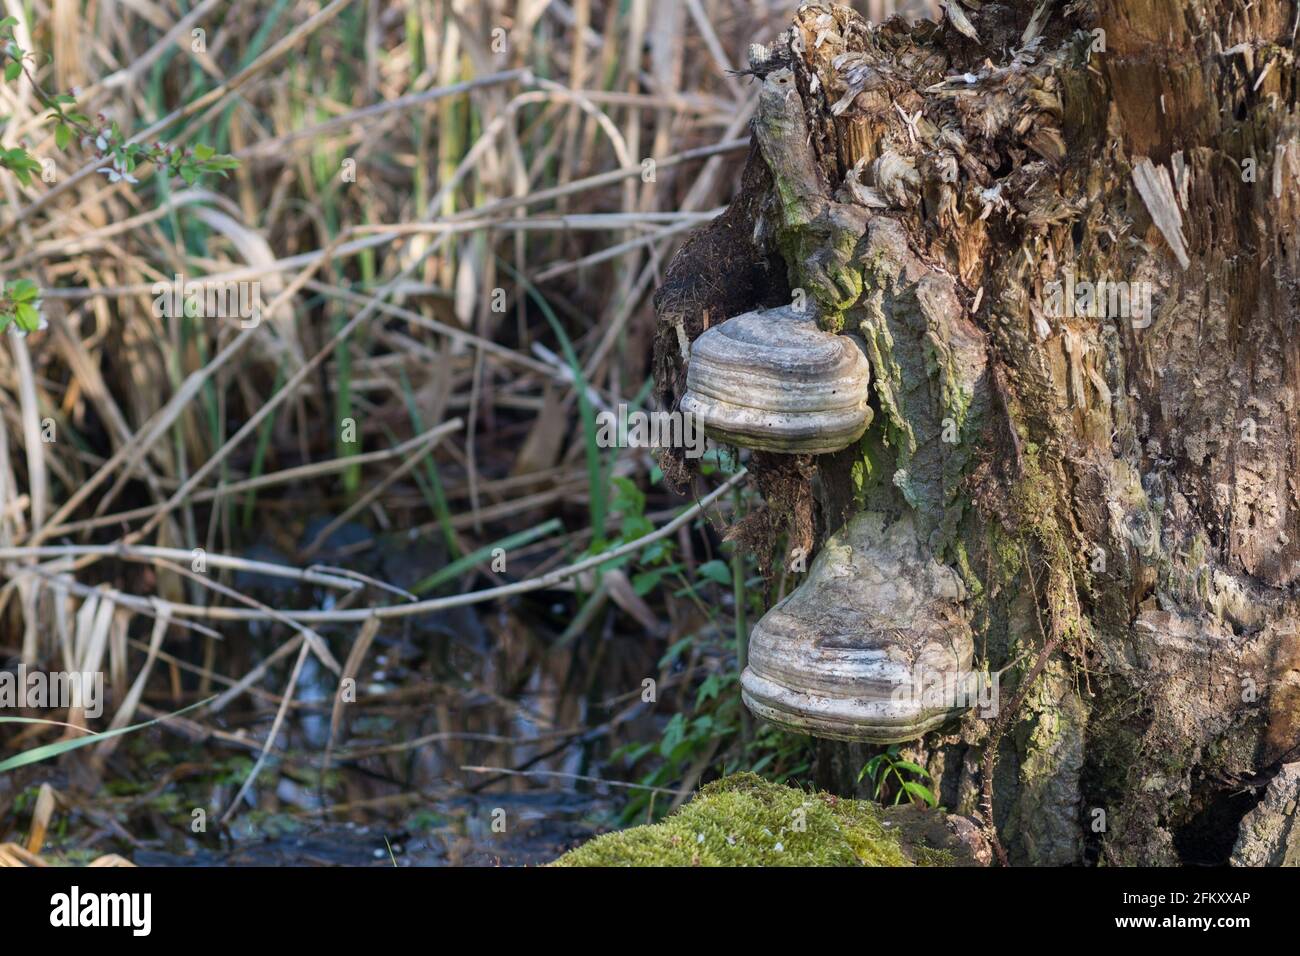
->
xmin=605 ymin=458 xmax=813 ymax=824
xmin=858 ymin=745 xmax=938 ymax=808
xmin=611 ymin=661 xmax=811 ymax=825
xmin=0 ymin=15 xmax=239 ymax=333
xmin=1 ymin=278 xmax=42 ymax=332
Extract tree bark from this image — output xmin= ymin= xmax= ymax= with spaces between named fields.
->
xmin=653 ymin=1 xmax=1300 ymax=865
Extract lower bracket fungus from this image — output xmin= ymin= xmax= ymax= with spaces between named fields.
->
xmin=741 ymin=511 xmax=979 ymax=743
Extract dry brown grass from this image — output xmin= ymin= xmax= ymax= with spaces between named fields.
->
xmin=0 ymin=0 xmax=936 ymax=856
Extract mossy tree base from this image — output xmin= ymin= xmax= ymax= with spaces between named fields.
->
xmin=552 ymin=774 xmax=987 ymax=867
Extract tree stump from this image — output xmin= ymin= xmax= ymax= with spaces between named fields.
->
xmin=653 ymin=1 xmax=1300 ymax=865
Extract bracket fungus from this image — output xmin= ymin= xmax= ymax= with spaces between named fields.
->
xmin=741 ymin=512 xmax=977 ymax=743
xmin=680 ymin=305 xmax=872 ymax=455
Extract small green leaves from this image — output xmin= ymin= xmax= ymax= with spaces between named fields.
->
xmin=890 ymin=758 xmax=930 ymax=777
xmin=175 ymin=146 xmax=239 ymax=185
xmin=1 ymin=16 xmax=25 ymax=85
xmin=0 ymin=146 xmax=42 ymax=186
xmin=0 ymin=18 xmax=242 ymax=191
xmin=0 ymin=278 xmax=44 ymax=333
xmin=77 ymin=125 xmax=240 ymax=187
xmin=900 ymin=779 xmax=938 ymax=808
xmin=0 ymin=14 xmax=241 ymax=355
xmin=8 ymin=278 xmax=39 ymax=302
xmin=858 ymin=745 xmax=938 ymax=808
xmin=697 ymin=559 xmax=733 ymax=586
xmin=14 ymin=302 xmax=40 ymax=329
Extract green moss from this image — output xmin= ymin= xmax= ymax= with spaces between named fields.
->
xmin=911 ymin=844 xmax=957 ymax=866
xmin=851 ymin=245 xmax=991 ymax=557
xmin=953 ymin=538 xmax=984 ymax=600
xmin=774 ymin=224 xmax=864 ymax=328
xmin=553 ymin=773 xmax=946 ymax=867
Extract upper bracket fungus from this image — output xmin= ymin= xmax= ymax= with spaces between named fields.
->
xmin=740 ymin=511 xmax=977 ymax=743
xmin=680 ymin=304 xmax=872 ymax=455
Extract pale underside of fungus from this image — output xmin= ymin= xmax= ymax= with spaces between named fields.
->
xmin=741 ymin=511 xmax=976 ymax=743
xmin=680 ymin=305 xmax=873 ymax=455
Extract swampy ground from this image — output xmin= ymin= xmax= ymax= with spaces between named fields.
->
xmin=3 ymin=506 xmax=811 ymax=866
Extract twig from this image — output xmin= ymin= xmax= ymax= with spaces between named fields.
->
xmin=2 ymin=470 xmax=748 ymax=624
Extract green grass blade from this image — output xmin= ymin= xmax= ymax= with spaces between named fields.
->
xmin=242 ymin=358 xmax=287 ymax=527
xmin=0 ymin=696 xmax=215 ymax=773
xmin=396 ymin=367 xmax=459 ymax=556
xmin=497 ymin=260 xmax=610 ymax=549
xmin=411 ymin=518 xmax=563 ymax=594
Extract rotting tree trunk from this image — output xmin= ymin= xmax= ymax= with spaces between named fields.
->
xmin=653 ymin=1 xmax=1300 ymax=865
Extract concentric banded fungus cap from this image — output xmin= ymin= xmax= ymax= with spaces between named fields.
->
xmin=741 ymin=512 xmax=976 ymax=743
xmin=680 ymin=305 xmax=872 ymax=454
